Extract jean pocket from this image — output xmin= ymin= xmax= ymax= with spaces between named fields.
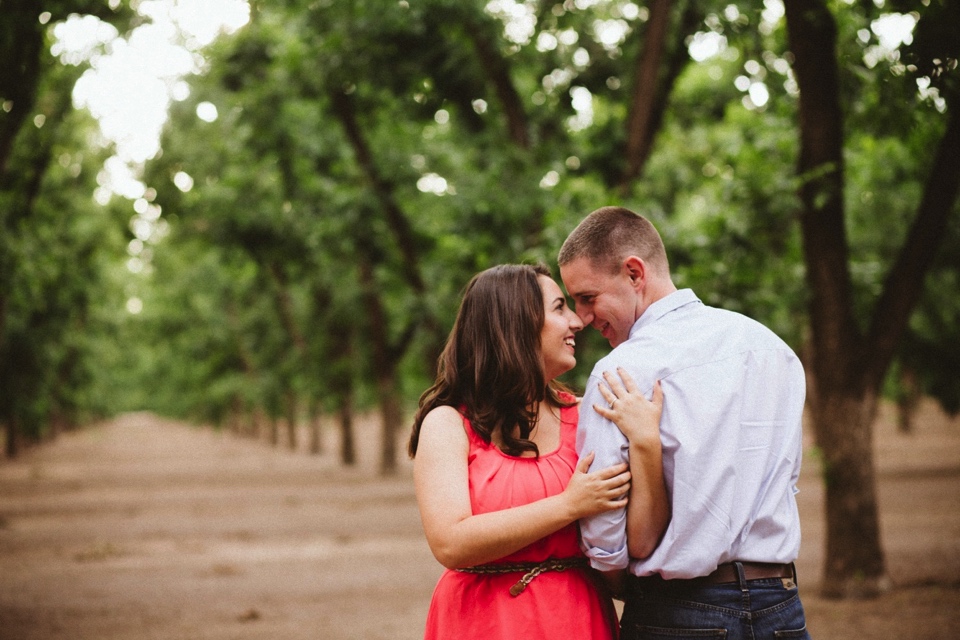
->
xmin=631 ymin=626 xmax=727 ymax=639
xmin=774 ymin=626 xmax=809 ymax=638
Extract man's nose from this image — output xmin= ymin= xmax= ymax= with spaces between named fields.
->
xmin=569 ymin=311 xmax=584 ymax=332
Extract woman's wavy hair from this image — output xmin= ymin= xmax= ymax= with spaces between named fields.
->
xmin=408 ymin=263 xmax=574 ymax=458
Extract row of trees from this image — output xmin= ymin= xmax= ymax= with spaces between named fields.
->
xmin=1 ymin=0 xmax=137 ymax=455
xmin=3 ymin=0 xmax=958 ymax=598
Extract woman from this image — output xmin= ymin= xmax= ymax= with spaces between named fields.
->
xmin=408 ymin=264 xmax=666 ymax=639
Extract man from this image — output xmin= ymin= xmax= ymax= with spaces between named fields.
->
xmin=559 ymin=206 xmax=810 ymax=640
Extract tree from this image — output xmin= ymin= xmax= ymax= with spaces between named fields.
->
xmin=783 ymin=0 xmax=960 ymax=596
xmin=122 ymin=3 xmax=959 ymax=588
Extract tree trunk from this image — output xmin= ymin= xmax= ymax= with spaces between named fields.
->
xmin=309 ymin=413 xmax=323 ymax=455
xmin=338 ymin=398 xmax=356 ymax=466
xmin=284 ymin=391 xmax=298 ymax=451
xmin=357 ymin=258 xmax=402 ymax=476
xmin=377 ymin=375 xmax=401 ymax=476
xmin=326 ymin=301 xmax=356 ymax=466
xmin=307 ymin=395 xmax=324 ymax=455
xmin=228 ymin=395 xmax=243 ymax=436
xmin=0 ymin=1 xmax=43 ymax=179
xmin=268 ymin=416 xmax=279 ymax=447
xmin=896 ymin=367 xmax=921 ymax=434
xmin=4 ymin=421 xmax=17 ymax=458
xmin=811 ymin=391 xmax=889 ymax=598
xmin=242 ymin=406 xmax=257 ymax=439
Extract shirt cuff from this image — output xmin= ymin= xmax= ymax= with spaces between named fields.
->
xmin=582 ymin=543 xmax=630 ymax=573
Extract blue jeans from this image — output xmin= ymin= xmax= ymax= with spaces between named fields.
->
xmin=620 ymin=563 xmax=811 ymax=639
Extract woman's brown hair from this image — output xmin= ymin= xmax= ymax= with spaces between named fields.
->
xmin=408 ymin=263 xmax=574 ymax=458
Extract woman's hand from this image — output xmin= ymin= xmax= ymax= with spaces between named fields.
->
xmin=562 ymin=452 xmax=630 ymax=519
xmin=593 ymin=368 xmax=663 ymax=450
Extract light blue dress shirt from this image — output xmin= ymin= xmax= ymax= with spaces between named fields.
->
xmin=577 ymin=289 xmax=806 ymax=579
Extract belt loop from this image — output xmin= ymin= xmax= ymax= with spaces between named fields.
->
xmin=733 ymin=561 xmax=750 ymax=611
xmin=733 ymin=561 xmax=748 ymax=591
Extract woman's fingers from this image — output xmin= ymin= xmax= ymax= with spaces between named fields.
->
xmin=597 ymin=382 xmax=615 ymax=404
xmin=595 ymin=462 xmax=629 ymax=479
xmin=610 ymin=470 xmax=631 ymax=491
xmin=602 ymin=370 xmax=627 ymax=398
xmin=616 ymin=367 xmax=641 ymax=394
xmin=597 ymin=369 xmax=661 ymax=412
xmin=592 ymin=403 xmax=611 ymax=420
xmin=651 ymin=379 xmax=664 ymax=408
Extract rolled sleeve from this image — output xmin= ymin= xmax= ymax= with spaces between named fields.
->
xmin=576 ymin=374 xmax=631 ymax=572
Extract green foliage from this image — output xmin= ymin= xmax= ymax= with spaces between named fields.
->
xmin=3 ymin=0 xmax=958 ymax=452
xmin=0 ymin=73 xmax=127 ymax=439
xmin=124 ymin=0 xmax=958 ymax=421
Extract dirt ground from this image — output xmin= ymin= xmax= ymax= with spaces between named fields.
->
xmin=1 ymin=399 xmax=958 ymax=640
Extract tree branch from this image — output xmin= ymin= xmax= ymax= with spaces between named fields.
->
xmin=266 ymin=261 xmax=308 ymax=355
xmin=620 ymin=0 xmax=672 ymax=188
xmin=864 ymin=102 xmax=960 ymax=389
xmin=464 ymin=18 xmax=530 ymax=149
xmin=328 ymin=86 xmax=425 ymax=293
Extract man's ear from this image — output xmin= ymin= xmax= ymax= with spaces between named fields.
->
xmin=623 ymin=256 xmax=646 ymax=290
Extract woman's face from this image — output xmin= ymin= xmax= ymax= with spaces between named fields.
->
xmin=538 ymin=274 xmax=584 ymax=381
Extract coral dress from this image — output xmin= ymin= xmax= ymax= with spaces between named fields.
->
xmin=422 ymin=398 xmax=618 ymax=639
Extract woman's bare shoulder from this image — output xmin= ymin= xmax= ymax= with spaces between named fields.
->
xmin=420 ymin=405 xmax=467 ymax=441
xmin=423 ymin=404 xmax=462 ymax=425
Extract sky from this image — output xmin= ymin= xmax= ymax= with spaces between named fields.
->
xmin=52 ymin=0 xmax=250 ymax=200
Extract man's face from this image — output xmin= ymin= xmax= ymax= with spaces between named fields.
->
xmin=559 ymin=256 xmax=640 ymax=348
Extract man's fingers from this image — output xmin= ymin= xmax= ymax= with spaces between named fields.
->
xmin=577 ymin=451 xmax=595 ymax=473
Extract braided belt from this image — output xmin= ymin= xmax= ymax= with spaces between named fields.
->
xmin=456 ymin=556 xmax=590 ymax=596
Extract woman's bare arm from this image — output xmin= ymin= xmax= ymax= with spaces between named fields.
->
xmin=414 ymin=404 xmax=631 ymax=569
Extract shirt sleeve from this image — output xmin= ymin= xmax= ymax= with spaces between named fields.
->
xmin=575 ymin=372 xmax=631 ymax=572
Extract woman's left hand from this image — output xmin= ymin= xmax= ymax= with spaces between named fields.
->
xmin=593 ymin=368 xmax=663 ymax=448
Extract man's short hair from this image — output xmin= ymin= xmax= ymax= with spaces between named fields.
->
xmin=558 ymin=206 xmax=669 ymax=275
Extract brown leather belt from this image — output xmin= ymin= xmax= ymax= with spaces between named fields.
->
xmin=698 ymin=561 xmax=795 ymax=584
xmin=627 ymin=562 xmax=798 ymax=594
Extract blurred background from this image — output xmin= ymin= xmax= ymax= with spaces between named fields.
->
xmin=1 ymin=0 xmax=959 ymax=609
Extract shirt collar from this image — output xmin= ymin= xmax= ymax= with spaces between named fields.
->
xmin=628 ymin=288 xmax=701 ymax=339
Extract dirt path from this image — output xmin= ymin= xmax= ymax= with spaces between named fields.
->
xmin=1 ymin=402 xmax=959 ymax=639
